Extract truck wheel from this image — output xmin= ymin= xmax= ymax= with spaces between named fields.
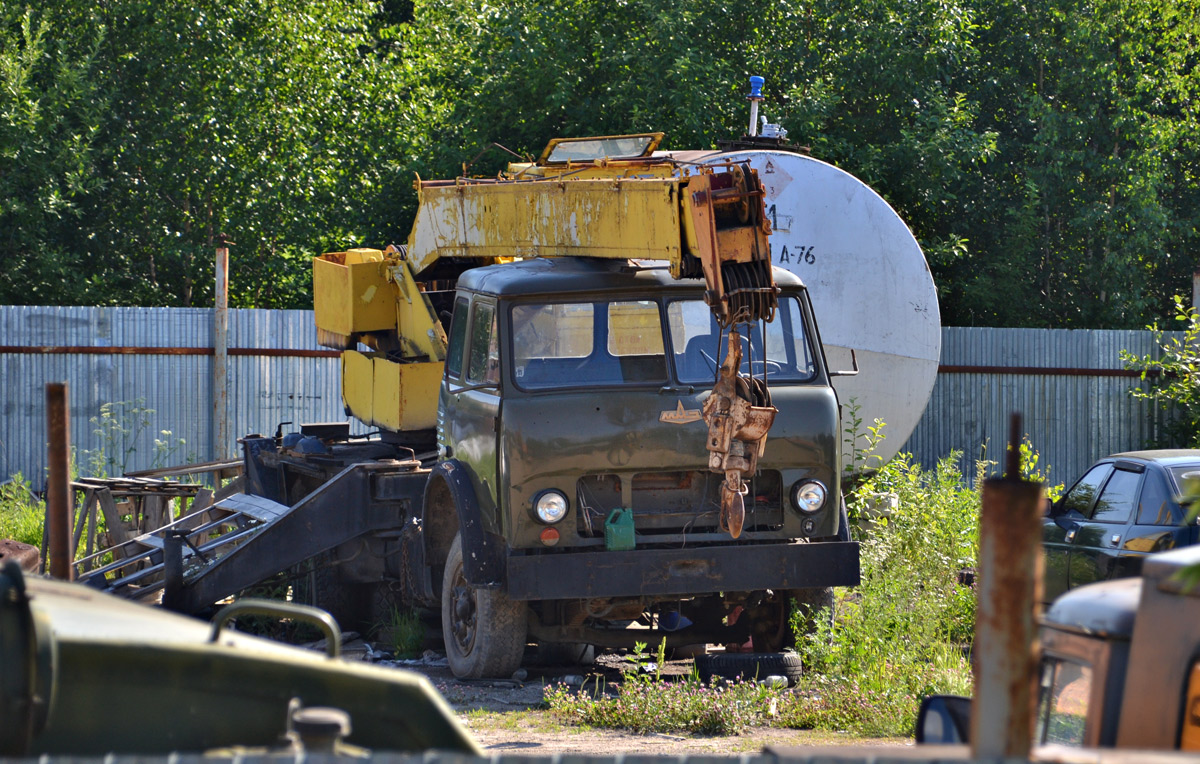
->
xmin=792 ymin=587 xmax=836 ymax=638
xmin=441 ymin=534 xmax=527 ymax=678
xmin=695 ymin=652 xmax=804 ymax=686
xmin=536 ymin=641 xmax=596 ymax=667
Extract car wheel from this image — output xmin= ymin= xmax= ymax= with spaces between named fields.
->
xmin=441 ymin=534 xmax=527 ymax=678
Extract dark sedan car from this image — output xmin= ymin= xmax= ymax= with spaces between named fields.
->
xmin=1042 ymin=450 xmax=1200 ymax=603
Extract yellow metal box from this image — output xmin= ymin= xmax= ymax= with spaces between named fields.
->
xmin=313 ymin=249 xmax=395 ymax=336
xmin=341 ymin=350 xmax=442 ymax=431
xmin=372 ymin=356 xmax=443 ymax=431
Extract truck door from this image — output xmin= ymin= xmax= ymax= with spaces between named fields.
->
xmin=1067 ymin=462 xmax=1142 ymax=590
xmin=440 ymin=296 xmax=502 ymax=518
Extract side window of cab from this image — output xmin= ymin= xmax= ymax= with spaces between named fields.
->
xmin=466 ymin=301 xmax=500 ymax=385
xmin=445 ymin=296 xmax=470 ymax=381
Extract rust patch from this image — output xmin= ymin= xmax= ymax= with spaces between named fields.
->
xmin=667 ymin=559 xmax=712 ymax=578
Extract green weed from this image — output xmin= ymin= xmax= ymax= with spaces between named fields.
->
xmin=546 ymin=640 xmax=777 ymax=736
xmin=85 ymin=398 xmax=188 ymax=477
xmin=0 ymin=474 xmax=45 ymax=547
xmin=792 ymin=452 xmax=979 ymax=736
xmin=387 ymin=606 xmax=426 ymax=659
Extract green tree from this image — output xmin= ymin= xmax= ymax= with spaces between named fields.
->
xmin=0 ymin=7 xmax=106 ymax=304
xmin=395 ymin=0 xmax=998 ymax=254
xmin=10 ymin=0 xmax=411 ymax=308
xmin=943 ymin=0 xmax=1200 ymax=327
xmin=1121 ymin=295 xmax=1200 ymax=448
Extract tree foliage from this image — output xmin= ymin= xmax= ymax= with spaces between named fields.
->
xmin=2 ymin=0 xmax=1199 ymax=326
xmin=0 ymin=7 xmax=105 ymax=303
xmin=1121 ymin=295 xmax=1200 ymax=448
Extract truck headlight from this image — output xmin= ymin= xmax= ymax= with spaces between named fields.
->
xmin=534 ymin=490 xmax=569 ymax=524
xmin=791 ymin=480 xmax=827 ymax=514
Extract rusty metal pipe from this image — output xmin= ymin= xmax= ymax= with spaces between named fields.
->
xmin=45 ymin=382 xmax=73 ymax=580
xmin=971 ymin=413 xmax=1044 ymax=759
xmin=213 ymin=245 xmax=229 ymax=461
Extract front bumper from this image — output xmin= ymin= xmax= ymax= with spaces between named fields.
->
xmin=505 ymin=540 xmax=859 ymax=601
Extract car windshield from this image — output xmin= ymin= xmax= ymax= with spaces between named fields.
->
xmin=666 ymin=296 xmax=817 ymax=385
xmin=544 ymin=135 xmax=657 ymax=163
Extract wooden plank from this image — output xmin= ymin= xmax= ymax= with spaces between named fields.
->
xmin=124 ymin=458 xmax=243 ymax=479
xmin=96 ymin=488 xmax=131 ymax=562
xmin=83 ymin=493 xmax=98 ymax=570
xmin=213 ymin=475 xmax=246 ymax=502
xmin=71 ymin=489 xmax=88 ymax=558
xmin=188 ymin=488 xmax=215 ymax=516
xmin=142 ymin=495 xmax=165 ymax=533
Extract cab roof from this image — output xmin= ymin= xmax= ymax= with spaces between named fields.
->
xmin=1043 ymin=577 xmax=1140 ymax=640
xmin=455 ymin=257 xmax=804 ymax=299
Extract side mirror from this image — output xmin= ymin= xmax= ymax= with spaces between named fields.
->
xmin=915 ymin=694 xmax=971 ymax=744
xmin=1047 ymin=496 xmax=1069 ymax=518
xmin=1042 ymin=496 xmax=1055 ymax=517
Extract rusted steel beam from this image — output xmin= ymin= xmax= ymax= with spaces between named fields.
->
xmin=0 ymin=345 xmax=339 ymax=358
xmin=939 ymin=364 xmax=1156 ymax=378
xmin=45 ymin=382 xmax=74 ymax=580
xmin=3 ymin=348 xmax=1150 ymax=375
xmin=971 ymin=412 xmax=1044 ymax=759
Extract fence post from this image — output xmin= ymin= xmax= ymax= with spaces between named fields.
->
xmin=46 ymin=382 xmax=73 ymax=580
xmin=971 ymin=412 xmax=1044 ymax=759
xmin=213 ymin=240 xmax=230 ymax=461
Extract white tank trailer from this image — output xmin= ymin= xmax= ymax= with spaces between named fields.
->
xmin=669 ymin=84 xmax=941 ymax=468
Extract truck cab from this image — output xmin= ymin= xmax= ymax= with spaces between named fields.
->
xmin=429 ymin=257 xmax=857 ymax=676
xmin=1038 ymin=543 xmax=1200 ymax=750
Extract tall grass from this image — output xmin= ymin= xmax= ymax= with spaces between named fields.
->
xmin=0 ymin=473 xmax=46 ymax=547
xmin=547 ymin=640 xmax=771 ymax=736
xmin=786 ymin=452 xmax=980 ymax=736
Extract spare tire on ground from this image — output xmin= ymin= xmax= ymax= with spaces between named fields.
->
xmin=694 ymin=651 xmax=803 ymax=686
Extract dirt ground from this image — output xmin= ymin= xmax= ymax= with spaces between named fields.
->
xmin=339 ymin=640 xmax=907 ymax=756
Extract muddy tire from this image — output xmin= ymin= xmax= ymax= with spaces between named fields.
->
xmin=293 ymin=554 xmax=372 ymax=633
xmin=695 ymin=652 xmax=803 ymax=686
xmin=441 ymin=534 xmax=527 ymax=678
xmin=536 ymin=642 xmax=596 ymax=667
xmin=792 ymin=587 xmax=836 ymax=638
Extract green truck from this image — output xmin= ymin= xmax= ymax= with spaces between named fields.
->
xmin=129 ymin=135 xmax=860 ymax=680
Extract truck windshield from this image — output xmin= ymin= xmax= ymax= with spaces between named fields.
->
xmin=1036 ymin=656 xmax=1092 ymax=746
xmin=510 ymin=300 xmax=668 ymax=390
xmin=667 ymin=296 xmax=817 ymax=384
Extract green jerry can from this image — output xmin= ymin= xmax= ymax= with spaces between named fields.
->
xmin=605 ymin=508 xmax=636 ymax=551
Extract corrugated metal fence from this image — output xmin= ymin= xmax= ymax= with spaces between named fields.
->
xmin=0 ymin=306 xmax=344 ymax=485
xmin=906 ymin=327 xmax=1172 ymax=486
xmin=0 ymin=307 xmax=1177 ymax=490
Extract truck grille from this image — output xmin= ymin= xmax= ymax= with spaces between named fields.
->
xmin=576 ymin=470 xmax=783 ymax=536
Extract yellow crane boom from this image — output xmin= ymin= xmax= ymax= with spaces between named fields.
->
xmin=312 ymin=135 xmax=774 ymax=434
